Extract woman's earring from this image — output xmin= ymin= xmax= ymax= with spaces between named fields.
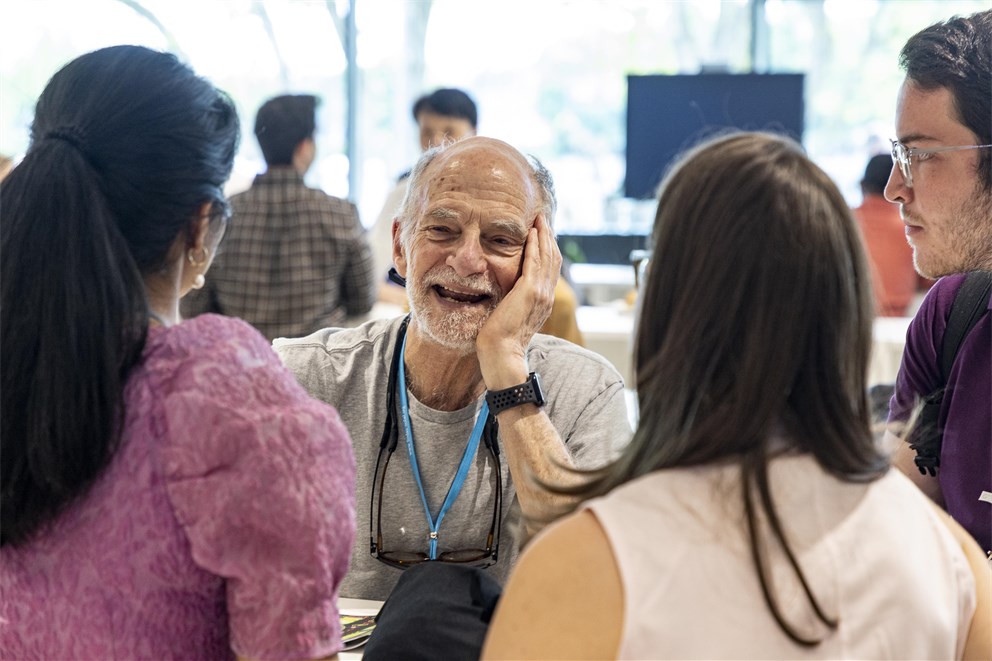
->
xmin=187 ymin=247 xmax=209 ymax=290
xmin=187 ymin=247 xmax=209 ymax=266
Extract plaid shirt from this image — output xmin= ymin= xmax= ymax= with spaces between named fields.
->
xmin=184 ymin=168 xmax=376 ymax=340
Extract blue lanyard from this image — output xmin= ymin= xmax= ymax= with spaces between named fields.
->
xmin=398 ymin=332 xmax=490 ymax=560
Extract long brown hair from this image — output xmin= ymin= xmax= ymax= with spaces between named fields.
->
xmin=571 ymin=132 xmax=887 ymax=645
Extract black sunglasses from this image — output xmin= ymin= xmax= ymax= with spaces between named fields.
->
xmin=369 ymin=315 xmax=503 ymax=569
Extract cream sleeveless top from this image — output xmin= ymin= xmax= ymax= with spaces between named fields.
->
xmin=587 ymin=454 xmax=975 ymax=660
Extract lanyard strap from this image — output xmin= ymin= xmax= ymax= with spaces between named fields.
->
xmin=398 ymin=332 xmax=489 ymax=560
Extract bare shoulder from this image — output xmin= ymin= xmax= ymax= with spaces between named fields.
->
xmin=482 ymin=509 xmax=624 ymax=660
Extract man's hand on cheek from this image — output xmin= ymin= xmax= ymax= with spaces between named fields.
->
xmin=477 ymin=214 xmax=561 ymax=390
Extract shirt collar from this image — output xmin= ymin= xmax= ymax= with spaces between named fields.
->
xmin=254 ymin=166 xmax=305 ymax=186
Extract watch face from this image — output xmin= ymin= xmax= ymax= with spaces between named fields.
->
xmin=531 ymin=372 xmax=546 ymax=406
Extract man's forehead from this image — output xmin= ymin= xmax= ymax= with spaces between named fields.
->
xmin=428 ymin=139 xmax=530 ymax=176
xmin=896 ymin=81 xmax=972 ymax=142
xmin=423 ymin=141 xmax=536 ymax=200
xmin=418 ymin=111 xmax=471 ymax=127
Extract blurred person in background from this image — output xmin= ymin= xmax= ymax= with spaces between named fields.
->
xmin=183 ymin=93 xmax=376 ymax=340
xmin=372 ymin=89 xmax=585 ymax=346
xmin=539 ymin=262 xmax=584 ymax=346
xmin=483 ymin=132 xmax=989 ymax=660
xmin=0 ymin=154 xmax=13 ymax=182
xmin=372 ymin=88 xmax=479 ymax=305
xmin=853 ymin=153 xmax=930 ymax=317
xmin=1 ymin=46 xmax=356 ymax=660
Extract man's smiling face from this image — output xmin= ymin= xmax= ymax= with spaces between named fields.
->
xmin=395 ymin=138 xmax=539 ymax=353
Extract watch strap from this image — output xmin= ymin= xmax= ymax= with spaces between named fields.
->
xmin=485 ymin=372 xmax=545 ymax=415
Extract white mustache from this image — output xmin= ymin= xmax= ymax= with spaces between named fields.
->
xmin=423 ymin=267 xmax=500 ymax=298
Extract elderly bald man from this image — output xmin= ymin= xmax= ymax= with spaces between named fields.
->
xmin=276 ymin=136 xmax=630 ymax=600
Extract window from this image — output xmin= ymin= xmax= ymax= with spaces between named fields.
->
xmin=2 ymin=0 xmax=988 ymax=245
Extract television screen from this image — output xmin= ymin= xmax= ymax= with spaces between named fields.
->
xmin=625 ymin=73 xmax=805 ymax=199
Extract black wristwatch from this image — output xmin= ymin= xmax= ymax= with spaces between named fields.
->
xmin=485 ymin=372 xmax=546 ymax=415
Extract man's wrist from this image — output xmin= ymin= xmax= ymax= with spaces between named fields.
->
xmin=482 ymin=365 xmax=530 ymax=391
xmin=486 ymin=372 xmax=546 ymax=415
xmin=478 ymin=344 xmax=528 ymax=390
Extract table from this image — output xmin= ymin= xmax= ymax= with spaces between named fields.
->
xmin=576 ymin=305 xmax=913 ymax=389
xmin=576 ymin=303 xmax=636 ymax=385
xmin=569 ymin=263 xmax=635 ymax=305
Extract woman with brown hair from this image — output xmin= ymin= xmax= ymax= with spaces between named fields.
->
xmin=482 ymin=132 xmax=988 ymax=659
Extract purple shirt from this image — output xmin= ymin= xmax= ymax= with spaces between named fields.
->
xmin=1 ymin=315 xmax=356 ymax=659
xmin=889 ymin=274 xmax=992 ymax=551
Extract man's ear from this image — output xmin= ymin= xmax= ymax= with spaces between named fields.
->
xmin=292 ymin=137 xmax=315 ymax=173
xmin=391 ymin=218 xmax=408 ymax=278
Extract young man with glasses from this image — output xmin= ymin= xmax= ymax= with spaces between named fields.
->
xmin=884 ymin=9 xmax=992 ymax=554
xmin=276 ymin=136 xmax=630 ymax=600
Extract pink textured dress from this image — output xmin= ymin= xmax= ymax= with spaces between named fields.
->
xmin=0 ymin=315 xmax=356 ymax=660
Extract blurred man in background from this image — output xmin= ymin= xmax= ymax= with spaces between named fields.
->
xmin=184 ymin=94 xmax=376 ymax=339
xmin=372 ymin=88 xmax=479 ymax=303
xmin=853 ymin=153 xmax=929 ymax=317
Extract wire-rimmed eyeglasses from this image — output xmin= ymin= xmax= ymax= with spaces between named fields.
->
xmin=890 ymin=139 xmax=992 ymax=188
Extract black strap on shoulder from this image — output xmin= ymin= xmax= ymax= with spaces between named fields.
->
xmin=910 ymin=272 xmax=992 ymax=476
xmin=940 ymin=272 xmax=992 ymax=380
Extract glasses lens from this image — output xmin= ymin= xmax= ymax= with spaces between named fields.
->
xmin=891 ymin=141 xmax=912 ymax=187
xmin=438 ymin=548 xmax=490 ymax=563
xmin=380 ymin=550 xmax=430 ymax=566
xmin=381 ymin=550 xmax=430 ymax=562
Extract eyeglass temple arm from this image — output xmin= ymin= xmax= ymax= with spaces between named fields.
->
xmin=483 ymin=415 xmax=500 ymax=454
xmin=371 ymin=316 xmax=412 ymax=554
xmin=490 ymin=447 xmax=502 ymax=560
xmin=370 ymin=450 xmax=392 ymax=554
xmin=378 ymin=315 xmax=411 ymax=451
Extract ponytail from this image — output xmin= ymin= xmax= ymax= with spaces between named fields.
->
xmin=1 ymin=138 xmax=147 ymax=546
xmin=1 ymin=45 xmax=239 ymax=547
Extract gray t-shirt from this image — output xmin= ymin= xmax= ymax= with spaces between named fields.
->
xmin=275 ymin=316 xmax=631 ymax=600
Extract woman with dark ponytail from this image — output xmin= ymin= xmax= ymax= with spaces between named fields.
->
xmin=482 ymin=133 xmax=989 ymax=660
xmin=1 ymin=46 xmax=356 ymax=659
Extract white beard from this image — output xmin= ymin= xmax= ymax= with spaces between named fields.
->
xmin=407 ymin=265 xmax=503 ymax=354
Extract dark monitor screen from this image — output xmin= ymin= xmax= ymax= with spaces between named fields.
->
xmin=625 ymin=73 xmax=805 ymax=199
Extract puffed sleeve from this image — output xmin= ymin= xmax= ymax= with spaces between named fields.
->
xmin=157 ymin=317 xmax=356 ymax=660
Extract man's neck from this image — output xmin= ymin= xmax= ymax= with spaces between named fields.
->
xmin=403 ymin=321 xmax=485 ymax=412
